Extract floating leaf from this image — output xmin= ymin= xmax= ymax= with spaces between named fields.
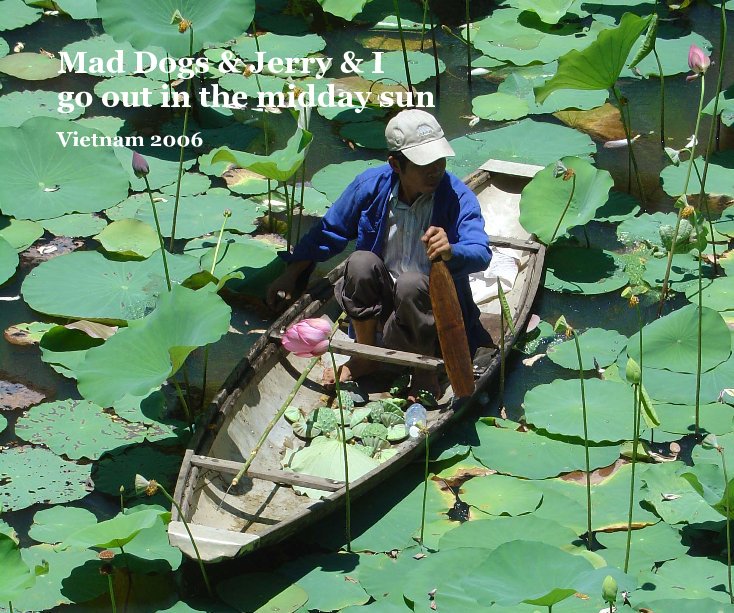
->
xmin=217 ymin=572 xmax=308 ymax=613
xmin=311 ymin=159 xmax=383 ymax=203
xmin=232 ymin=32 xmax=326 ymax=62
xmin=65 ymin=507 xmax=168 ymax=549
xmin=160 ymin=173 xmax=211 ymax=197
xmin=623 ymin=30 xmax=713 ymax=78
xmin=640 ymin=357 xmax=734 ymax=405
xmin=92 ymin=444 xmax=182 ymax=497
xmin=460 ymin=474 xmax=543 ymax=516
xmin=0 ymin=0 xmax=41 ymax=31
xmin=547 ymin=327 xmax=627 ymax=370
xmin=636 ymin=555 xmax=732 ymax=604
xmin=0 ymin=217 xmax=44 ymax=251
xmin=29 ymin=507 xmax=97 ymax=544
xmin=472 ymin=92 xmax=530 ymax=122
xmin=502 ymin=0 xmax=576 ymax=24
xmin=0 ymin=90 xmax=85 ymax=127
xmin=40 ymin=213 xmax=107 ymax=238
xmin=660 ymin=151 xmax=734 ymax=198
xmin=95 ymin=218 xmax=162 ymax=258
xmin=360 ymin=50 xmax=445 ymax=85
xmin=122 ymin=506 xmax=182 ymax=572
xmin=317 ymin=0 xmax=371 ymax=20
xmin=113 ymin=147 xmax=196 ymax=191
xmin=0 ymin=236 xmax=18 ymax=284
xmin=0 ymin=52 xmax=61 ymax=80
xmin=544 ymin=246 xmax=627 ymax=294
xmin=0 ymin=534 xmax=34 ymax=602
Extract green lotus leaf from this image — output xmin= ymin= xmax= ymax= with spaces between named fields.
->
xmin=340 ymin=120 xmax=389 ymax=149
xmin=40 ymin=213 xmax=107 ymax=237
xmin=95 ymin=218 xmax=161 ymax=257
xmin=10 ymin=544 xmax=105 ymax=610
xmin=617 ymin=211 xmax=678 ymax=248
xmin=497 ymin=72 xmax=608 ymax=116
xmin=0 ymin=446 xmax=91 ymax=511
xmin=656 ymin=401 xmax=734 ymax=436
xmin=22 ymin=250 xmax=200 ymax=321
xmin=622 ymin=30 xmax=712 ymax=78
xmin=686 ymin=275 xmax=734 ymax=313
xmin=317 ymin=103 xmax=388 ymax=123
xmin=627 ymin=304 xmax=730 ymax=373
xmin=353 ymin=549 xmax=422 ymax=605
xmin=311 ymin=159 xmax=384 ymax=203
xmin=113 ymin=147 xmax=196 ymax=191
xmin=91 ymin=444 xmax=182 ymax=498
xmin=595 ymin=190 xmax=641 ymax=223
xmin=97 ymin=0 xmax=256 ymax=58
xmin=660 ymin=151 xmax=734 ymax=197
xmin=472 ymin=422 xmax=620 ymax=479
xmin=0 ymin=52 xmax=61 ymax=79
xmin=548 ymin=327 xmax=627 ymax=370
xmin=39 ymin=325 xmax=103 ymax=379
xmin=535 ymin=13 xmax=650 ymax=102
xmin=226 ymin=175 xmax=270 ymax=196
xmin=636 ymin=555 xmax=732 ymax=604
xmin=232 ymin=32 xmax=326 ymax=62
xmin=160 ymin=173 xmax=211 ymax=197
xmin=212 ymin=128 xmax=313 ymax=183
xmin=637 ymin=598 xmax=734 ymax=612
xmin=0 ymin=37 xmax=8 ymax=58
xmin=54 ymin=0 xmax=97 ymax=19
xmin=318 ymin=0 xmax=371 ymax=19
xmin=0 ymin=534 xmax=34 ymax=602
xmin=0 ymin=217 xmax=43 ymax=251
xmin=359 ymin=50 xmax=445 ymax=85
xmin=75 ymin=115 xmax=129 ymax=137
xmin=713 ymin=205 xmax=734 ymax=238
xmin=544 ymin=246 xmax=627 ymax=294
xmin=524 ymin=378 xmax=636 ymax=443
xmin=65 ymin=507 xmax=168 ymax=549
xmin=501 ymin=0 xmax=576 ymax=24
xmin=0 ymin=118 xmax=131 ymax=220
xmin=0 ymin=414 xmax=6 ymax=434
xmin=0 ymin=90 xmax=85 ymax=127
xmin=0 ymin=236 xmax=18 ymax=284
xmin=704 ymin=82 xmax=734 ymax=119
xmin=94 ymin=75 xmax=171 ymax=107
xmin=217 ymin=572 xmax=308 ymax=613
xmin=460 ymin=474 xmax=543 ymax=516
xmin=447 ymin=119 xmax=595 ymax=178
xmin=29 ymin=507 xmax=97 ymax=544
xmin=60 ymin=34 xmax=139 ymax=77
xmin=15 ymin=399 xmax=176 ymax=460
xmin=157 ymin=599 xmax=240 ymax=613
xmin=77 ymin=284 xmax=231 ymax=406
xmin=640 ymin=356 xmax=734 ymax=405
xmin=472 ymin=92 xmax=530 ymax=122
xmin=459 ymin=540 xmax=594 ymax=607
xmin=519 ymin=156 xmax=614 ymax=244
xmin=278 ymin=553 xmax=369 ymax=611
xmin=693 ymin=433 xmax=734 ymax=473
xmin=121 ymin=506 xmax=182 ymax=572
xmin=640 ymin=252 xmax=699 ymax=290
xmin=681 ymin=466 xmax=734 ymax=519
xmin=216 ymin=72 xmax=290 ymax=100
xmin=0 ymin=0 xmax=41 ymax=30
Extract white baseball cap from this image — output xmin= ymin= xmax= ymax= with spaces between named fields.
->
xmin=385 ymin=109 xmax=455 ymax=166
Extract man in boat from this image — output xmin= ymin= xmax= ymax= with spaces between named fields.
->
xmin=266 ymin=109 xmax=491 ymax=397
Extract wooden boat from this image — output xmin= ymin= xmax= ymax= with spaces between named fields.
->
xmin=168 ymin=159 xmax=546 ymax=562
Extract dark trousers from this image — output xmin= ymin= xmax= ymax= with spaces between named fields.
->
xmin=334 ymin=251 xmax=437 ymax=356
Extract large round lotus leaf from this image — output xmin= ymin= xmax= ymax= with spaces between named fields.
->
xmin=0 ymin=0 xmax=41 ymax=30
xmin=519 ymin=157 xmax=613 ymax=245
xmin=29 ymin=507 xmax=97 ymax=544
xmin=640 ymin=357 xmax=734 ymax=405
xmin=65 ymin=507 xmax=167 ymax=549
xmin=641 ymin=252 xmax=699 ymax=290
xmin=22 ymin=250 xmax=200 ymax=320
xmin=0 ymin=236 xmax=18 ymax=284
xmin=359 ymin=50 xmax=445 ymax=85
xmin=524 ymin=378 xmax=636 ymax=443
xmin=622 ymin=30 xmax=712 ymax=78
xmin=340 ymin=121 xmax=389 ymax=149
xmin=595 ymin=522 xmax=687 ymax=576
xmin=60 ymin=34 xmax=139 ymax=77
xmin=157 ymin=600 xmax=239 ymax=613
xmin=311 ymin=160 xmax=384 ymax=203
xmin=637 ymin=598 xmax=734 ymax=612
xmin=352 ymin=549 xmax=423 ymax=604
xmin=317 ymin=103 xmax=388 ymax=123
xmin=113 ymin=147 xmax=196 ymax=191
xmin=15 ymin=399 xmax=175 ymax=460
xmin=617 ymin=211 xmax=678 ymax=248
xmin=217 ymin=72 xmax=291 ymax=100
xmin=0 ymin=37 xmax=7 ymax=58
xmin=472 ymin=422 xmax=620 ymax=479
xmin=637 ymin=555 xmax=732 ymax=604
xmin=122 ymin=507 xmax=182 ymax=572
xmin=713 ymin=205 xmax=734 ymax=238
xmin=54 ymin=0 xmax=97 ymax=19
xmin=595 ymin=190 xmax=640 ymax=223
xmin=686 ymin=276 xmax=734 ymax=313
xmin=0 ymin=446 xmax=91 ymax=511
xmin=439 ymin=515 xmax=578 ymax=551
xmin=278 ymin=553 xmax=368 ymax=611
xmin=232 ymin=32 xmax=326 ymax=62
xmin=94 ymin=76 xmax=170 ymax=106
xmin=92 ymin=445 xmax=181 ymax=497
xmin=656 ymin=402 xmax=734 ymax=436
xmin=544 ymin=246 xmax=627 ymax=294
xmin=501 ymin=0 xmax=577 ymax=24
xmin=256 ymin=185 xmax=330 ymax=217
xmin=472 ymin=92 xmax=530 ymax=121
xmin=0 ymin=90 xmax=85 ymax=127
xmin=97 ymin=0 xmax=256 ymax=58
xmin=160 ymin=173 xmax=211 ymax=197
xmin=547 ymin=327 xmax=627 ymax=370
xmin=95 ymin=219 xmax=161 ymax=258
xmin=40 ymin=213 xmax=107 ymax=238
xmin=459 ymin=540 xmax=594 ymax=607
xmin=76 ymin=285 xmax=231 ymax=406
xmin=447 ymin=119 xmax=595 ymax=179
xmin=496 ymin=72 xmax=608 ymax=116
xmin=661 ymin=151 xmax=734 ymax=197
xmin=460 ymin=473 xmax=543 ymax=516
xmin=0 ymin=218 xmax=43 ymax=250
xmin=39 ymin=325 xmax=104 ymax=380
xmin=0 ymin=534 xmax=34 ymax=602
xmin=217 ymin=572 xmax=308 ymax=613
xmin=75 ymin=115 xmax=129 ymax=137
xmin=0 ymin=118 xmax=130 ymax=220
xmin=627 ymin=304 xmax=730 ymax=373
xmin=0 ymin=52 xmax=61 ymax=79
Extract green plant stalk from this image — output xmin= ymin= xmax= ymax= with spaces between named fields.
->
xmin=209 ymin=214 xmax=231 ymax=276
xmin=295 ymin=161 xmax=307 ymax=245
xmin=158 ymin=483 xmax=212 ymax=597
xmin=107 ymin=574 xmax=117 ymax=613
xmin=612 ymin=87 xmax=646 ymax=206
xmin=498 ymin=295 xmax=506 ymax=410
xmin=420 ymin=0 xmax=428 ymax=51
xmin=657 ymin=74 xmax=706 ymax=316
xmin=721 ymin=446 xmax=733 ymax=603
xmin=429 ymin=8 xmax=440 ymax=96
xmin=393 ymin=0 xmax=414 ymax=95
xmin=465 ymin=0 xmax=472 ymax=85
xmin=572 ymin=330 xmax=592 ymax=549
xmin=419 ymin=431 xmax=430 ymax=548
xmin=330 ymin=350 xmax=351 ymax=552
xmin=168 ymin=25 xmax=195 ymax=250
xmin=172 ymin=379 xmax=193 ymax=428
xmin=549 ymin=173 xmax=576 ymax=244
xmin=695 ymin=255 xmax=703 ymax=435
xmin=8 ymin=603 xmax=13 ymax=613
xmin=142 ymin=176 xmax=171 ymax=291
xmin=267 ymin=179 xmax=273 ymax=232
xmin=653 ymin=47 xmax=665 ymax=146
xmin=624 ymin=383 xmax=641 ymax=573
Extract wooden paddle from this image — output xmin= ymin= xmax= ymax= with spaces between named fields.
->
xmin=429 ymin=259 xmax=475 ymax=398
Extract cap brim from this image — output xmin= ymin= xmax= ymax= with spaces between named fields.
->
xmin=401 ymin=137 xmax=455 ymax=166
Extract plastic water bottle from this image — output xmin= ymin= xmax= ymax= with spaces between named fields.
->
xmin=405 ymin=403 xmax=427 ymax=438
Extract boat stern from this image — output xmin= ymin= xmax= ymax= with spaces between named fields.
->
xmin=168 ymin=520 xmax=260 ymax=563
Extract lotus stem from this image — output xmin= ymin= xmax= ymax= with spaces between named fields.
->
xmin=695 ymin=255 xmax=703 ymax=436
xmin=107 ymin=574 xmax=117 ymax=613
xmin=142 ymin=176 xmax=171 ymax=291
xmin=168 ymin=25 xmax=195 ymax=250
xmin=653 ymin=47 xmax=665 ymax=147
xmin=267 ymin=179 xmax=273 ymax=232
xmin=720 ymin=445 xmax=733 ymax=603
xmin=465 ymin=0 xmax=472 ymax=85
xmin=571 ymin=329 xmax=592 ymax=549
xmin=9 ymin=603 xmax=13 ymax=613
xmin=624 ymin=382 xmax=641 ymax=572
xmin=549 ymin=173 xmax=576 ymax=245
xmin=498 ymin=291 xmax=506 ymax=410
xmin=611 ymin=87 xmax=646 ymax=207
xmin=330 ymin=350 xmax=352 ymax=552
xmin=295 ymin=162 xmax=307 ymax=244
xmin=172 ymin=379 xmax=193 ymax=428
xmin=393 ymin=0 xmax=414 ymax=96
xmin=428 ymin=7 xmax=440 ymax=96
xmin=420 ymin=0 xmax=428 ymax=51
xmin=657 ymin=74 xmax=706 ymax=316
xmin=419 ymin=430 xmax=430 ymax=548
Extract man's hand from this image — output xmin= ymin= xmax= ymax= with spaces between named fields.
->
xmin=422 ymin=226 xmax=452 ymax=262
xmin=266 ymin=260 xmax=312 ymax=312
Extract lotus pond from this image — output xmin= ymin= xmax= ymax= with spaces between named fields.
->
xmin=1 ymin=0 xmax=734 ymax=611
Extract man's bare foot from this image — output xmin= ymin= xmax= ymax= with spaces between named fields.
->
xmin=322 ymin=358 xmax=379 ymax=386
xmin=407 ymin=370 xmax=441 ymax=404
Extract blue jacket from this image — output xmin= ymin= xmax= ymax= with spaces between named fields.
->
xmin=285 ymin=164 xmax=492 ymax=354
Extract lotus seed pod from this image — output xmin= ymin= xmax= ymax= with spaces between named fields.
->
xmin=602 ymin=574 xmax=618 ymax=604
xmin=625 ymin=357 xmax=641 ymax=385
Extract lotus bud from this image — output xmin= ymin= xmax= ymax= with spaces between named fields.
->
xmin=281 ymin=318 xmax=332 ymax=357
xmin=223 ymin=208 xmax=232 ymax=218
xmin=131 ymin=151 xmax=149 ymax=178
xmin=625 ymin=357 xmax=641 ymax=385
xmin=553 ymin=315 xmax=572 ymax=337
xmin=602 ymin=575 xmax=618 ymax=604
xmin=702 ymin=433 xmax=720 ymax=450
xmin=688 ymin=44 xmax=710 ymax=75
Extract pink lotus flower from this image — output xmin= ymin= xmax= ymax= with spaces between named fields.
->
xmin=132 ymin=151 xmax=149 ymax=178
xmin=688 ymin=44 xmax=710 ymax=75
xmin=282 ymin=318 xmax=332 ymax=357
